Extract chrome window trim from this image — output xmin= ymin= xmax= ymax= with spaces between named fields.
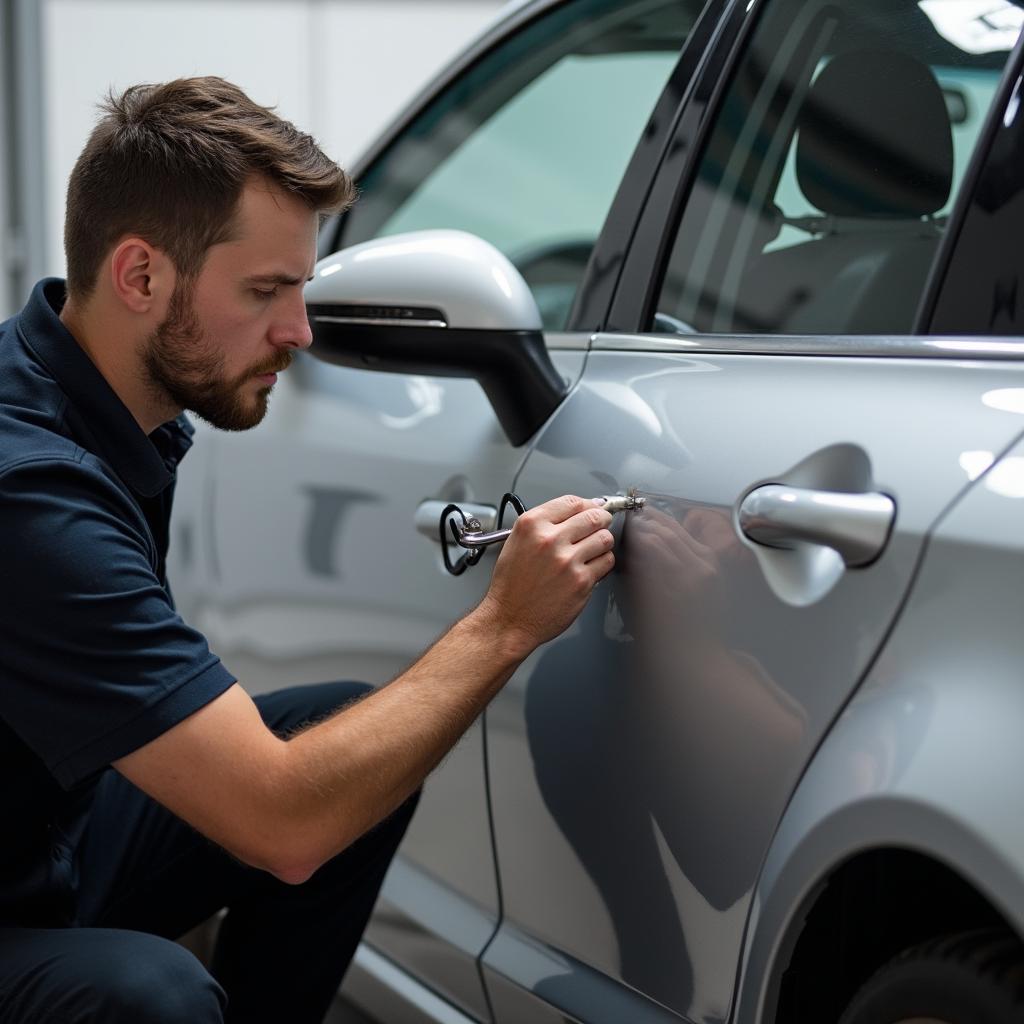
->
xmin=590 ymin=332 xmax=1024 ymax=360
xmin=547 ymin=331 xmax=592 ymax=351
xmin=313 ymin=315 xmax=449 ymax=329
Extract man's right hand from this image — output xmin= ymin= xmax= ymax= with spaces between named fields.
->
xmin=475 ymin=494 xmax=615 ymax=653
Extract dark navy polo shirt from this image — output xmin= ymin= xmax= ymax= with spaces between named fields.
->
xmin=0 ymin=278 xmax=236 ymax=925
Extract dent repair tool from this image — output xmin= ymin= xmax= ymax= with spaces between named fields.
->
xmin=439 ymin=488 xmax=645 ymax=576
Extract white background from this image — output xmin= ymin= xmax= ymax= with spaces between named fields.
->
xmin=3 ymin=0 xmax=505 ymax=312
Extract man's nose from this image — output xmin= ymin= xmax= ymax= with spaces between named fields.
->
xmin=270 ymin=291 xmax=314 ymax=350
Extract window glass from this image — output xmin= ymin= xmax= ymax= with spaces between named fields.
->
xmin=654 ymin=0 xmax=1023 ymax=336
xmin=341 ymin=0 xmax=703 ymax=331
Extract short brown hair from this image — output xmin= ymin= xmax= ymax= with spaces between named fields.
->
xmin=64 ymin=76 xmax=354 ymax=298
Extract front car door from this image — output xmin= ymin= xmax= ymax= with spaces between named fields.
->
xmin=481 ymin=2 xmax=1024 ymax=1021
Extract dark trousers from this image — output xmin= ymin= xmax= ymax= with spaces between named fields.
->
xmin=0 ymin=681 xmax=418 ymax=1023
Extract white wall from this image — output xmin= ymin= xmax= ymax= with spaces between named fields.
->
xmin=39 ymin=0 xmax=505 ymax=277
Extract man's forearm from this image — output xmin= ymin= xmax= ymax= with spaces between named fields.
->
xmin=269 ymin=603 xmax=527 ymax=882
xmin=115 ymin=495 xmax=613 ymax=885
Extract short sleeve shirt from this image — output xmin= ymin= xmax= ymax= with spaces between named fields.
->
xmin=0 ymin=279 xmax=236 ymax=925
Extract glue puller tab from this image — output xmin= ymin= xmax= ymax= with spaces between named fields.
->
xmin=596 ymin=489 xmax=645 ymax=514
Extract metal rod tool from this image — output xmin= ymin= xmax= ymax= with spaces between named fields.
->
xmin=439 ymin=488 xmax=644 ymax=576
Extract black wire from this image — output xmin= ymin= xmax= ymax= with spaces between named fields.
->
xmin=439 ymin=503 xmax=470 ymax=576
xmin=497 ymin=492 xmax=527 ymax=527
xmin=439 ymin=493 xmax=527 ymax=577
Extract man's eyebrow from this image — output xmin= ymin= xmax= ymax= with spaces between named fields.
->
xmin=245 ymin=273 xmax=314 ymax=286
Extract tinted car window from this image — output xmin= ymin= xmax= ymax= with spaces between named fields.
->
xmin=340 ymin=0 xmax=703 ymax=331
xmin=653 ymin=0 xmax=1023 ymax=336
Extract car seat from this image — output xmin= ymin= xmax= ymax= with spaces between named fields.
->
xmin=736 ymin=49 xmax=953 ymax=335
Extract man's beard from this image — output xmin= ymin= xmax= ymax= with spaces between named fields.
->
xmin=142 ymin=284 xmax=292 ymax=432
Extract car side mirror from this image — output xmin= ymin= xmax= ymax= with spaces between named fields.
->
xmin=305 ymin=229 xmax=568 ymax=446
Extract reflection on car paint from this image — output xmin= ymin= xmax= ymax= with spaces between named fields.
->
xmin=302 ymin=486 xmax=379 ymax=578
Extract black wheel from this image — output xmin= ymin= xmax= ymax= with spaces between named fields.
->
xmin=839 ymin=930 xmax=1024 ymax=1024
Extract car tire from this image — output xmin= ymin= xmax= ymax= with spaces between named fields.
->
xmin=838 ymin=929 xmax=1024 ymax=1024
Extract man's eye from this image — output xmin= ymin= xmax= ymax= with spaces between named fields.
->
xmin=253 ymin=287 xmax=278 ymax=300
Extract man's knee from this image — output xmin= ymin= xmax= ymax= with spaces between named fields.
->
xmin=83 ymin=934 xmax=225 ymax=1024
xmin=0 ymin=929 xmax=225 ymax=1024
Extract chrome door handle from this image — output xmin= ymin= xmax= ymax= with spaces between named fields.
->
xmin=415 ymin=500 xmax=497 ymax=542
xmin=738 ymin=485 xmax=895 ymax=567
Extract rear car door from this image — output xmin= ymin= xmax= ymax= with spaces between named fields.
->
xmin=167 ymin=1 xmax=704 ymax=1018
xmin=481 ymin=3 xmax=1024 ymax=1021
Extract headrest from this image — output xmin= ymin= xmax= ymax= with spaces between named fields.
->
xmin=796 ymin=50 xmax=953 ymax=218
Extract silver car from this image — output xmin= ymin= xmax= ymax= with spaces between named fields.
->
xmin=169 ymin=0 xmax=1024 ymax=1020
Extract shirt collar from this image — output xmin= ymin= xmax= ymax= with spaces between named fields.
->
xmin=17 ymin=278 xmax=193 ymax=498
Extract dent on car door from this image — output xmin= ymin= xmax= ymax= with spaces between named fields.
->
xmin=480 ymin=2 xmax=1024 ymax=1023
xmin=168 ymin=1 xmax=695 ymax=1020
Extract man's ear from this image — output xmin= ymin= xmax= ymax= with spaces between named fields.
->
xmin=109 ymin=237 xmax=176 ymax=315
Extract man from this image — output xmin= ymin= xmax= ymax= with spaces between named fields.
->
xmin=0 ymin=78 xmax=615 ymax=1023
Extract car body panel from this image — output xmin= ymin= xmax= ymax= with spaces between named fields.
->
xmin=482 ymin=923 xmax=687 ymax=1023
xmin=734 ymin=425 xmax=1024 ymax=1021
xmin=481 ymin=344 xmax=1024 ymax=1021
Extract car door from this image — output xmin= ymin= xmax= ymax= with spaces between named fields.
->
xmin=166 ymin=1 xmax=704 ymax=1018
xmin=479 ymin=2 xmax=1024 ymax=1021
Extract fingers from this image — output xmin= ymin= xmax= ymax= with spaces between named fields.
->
xmin=524 ymin=494 xmax=602 ymax=526
xmin=563 ymin=505 xmax=613 ymax=543
xmin=513 ymin=496 xmax=612 ymax=545
xmin=574 ymin=528 xmax=615 ymax=564
xmin=586 ymin=550 xmax=615 ymax=581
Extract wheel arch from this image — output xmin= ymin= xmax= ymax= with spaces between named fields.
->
xmin=755 ymin=835 xmax=1016 ymax=1022
xmin=733 ymin=734 xmax=1024 ymax=1023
